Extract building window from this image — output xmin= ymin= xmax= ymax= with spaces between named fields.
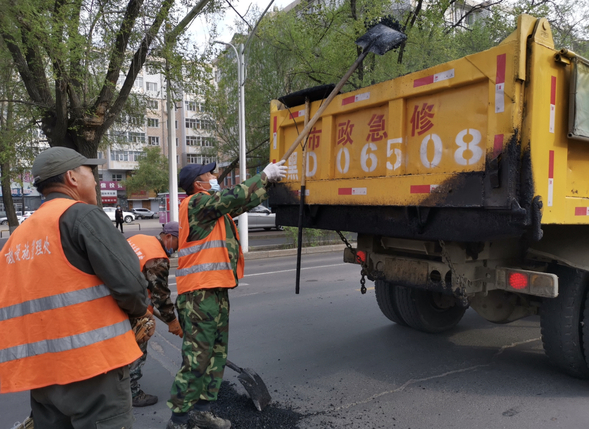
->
xmin=98 ymin=173 xmax=103 ymax=181
xmin=113 ymin=174 xmax=123 ymax=182
xmin=185 ymin=118 xmax=197 ymax=129
xmin=185 ymin=101 xmax=197 ymax=111
xmin=147 ymin=118 xmax=159 ymax=128
xmin=147 ymin=100 xmax=158 ymax=109
xmin=134 ymin=77 xmax=143 ymax=88
xmin=175 ymin=120 xmax=178 ymax=129
xmin=187 ymin=154 xmax=216 ymax=164
xmin=176 ymin=138 xmax=179 ymax=146
xmin=186 ymin=136 xmax=198 ymax=146
xmin=146 ymin=82 xmax=158 ymax=91
xmin=128 ymin=132 xmax=145 ymax=143
xmin=148 ymin=136 xmax=160 ymax=146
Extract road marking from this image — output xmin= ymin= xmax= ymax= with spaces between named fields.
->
xmin=243 ymin=263 xmax=348 ymax=277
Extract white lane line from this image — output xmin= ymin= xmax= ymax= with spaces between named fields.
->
xmin=243 ymin=263 xmax=348 ymax=277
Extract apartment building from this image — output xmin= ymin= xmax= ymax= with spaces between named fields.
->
xmin=98 ymin=68 xmax=218 ymax=212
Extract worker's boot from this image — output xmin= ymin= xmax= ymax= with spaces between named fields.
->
xmin=133 ymin=390 xmax=158 ymax=407
xmin=165 ymin=420 xmax=196 ymax=429
xmin=188 ymin=410 xmax=230 ymax=429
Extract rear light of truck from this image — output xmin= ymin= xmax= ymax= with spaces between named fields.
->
xmin=497 ymin=268 xmax=558 ymax=298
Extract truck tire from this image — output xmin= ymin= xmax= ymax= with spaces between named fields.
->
xmin=540 ymin=265 xmax=589 ymax=379
xmin=374 ymin=280 xmax=408 ymax=326
xmin=394 ymin=286 xmax=466 ymax=333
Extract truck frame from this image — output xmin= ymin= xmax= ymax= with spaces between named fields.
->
xmin=268 ymin=15 xmax=589 ymax=379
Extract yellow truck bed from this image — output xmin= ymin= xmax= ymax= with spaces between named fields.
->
xmin=269 ymin=15 xmax=589 ymax=241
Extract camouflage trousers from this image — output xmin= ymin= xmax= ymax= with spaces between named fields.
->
xmin=167 ymin=288 xmax=230 ymax=413
xmin=129 ymin=340 xmax=148 ymax=397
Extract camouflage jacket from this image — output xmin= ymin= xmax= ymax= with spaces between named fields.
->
xmin=186 ymin=173 xmax=269 ymax=285
xmin=143 ymin=238 xmax=177 ymax=323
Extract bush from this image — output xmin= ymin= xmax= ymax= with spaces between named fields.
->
xmin=282 ymin=227 xmax=354 ymax=248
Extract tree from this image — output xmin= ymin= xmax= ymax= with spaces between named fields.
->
xmin=0 ymin=0 xmax=217 ymax=162
xmin=124 ymin=146 xmax=169 ymax=196
xmin=0 ymin=40 xmax=39 ymax=229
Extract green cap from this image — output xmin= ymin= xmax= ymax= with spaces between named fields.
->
xmin=32 ymin=147 xmax=106 ymax=185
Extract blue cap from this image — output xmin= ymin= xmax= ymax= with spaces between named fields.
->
xmin=179 ymin=162 xmax=216 ymax=193
xmin=162 ymin=221 xmax=179 ymax=237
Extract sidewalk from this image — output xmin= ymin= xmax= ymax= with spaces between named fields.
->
xmin=169 ymin=243 xmax=351 ymax=268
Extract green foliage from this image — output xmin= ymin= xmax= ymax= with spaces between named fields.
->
xmin=282 ymin=226 xmax=354 ymax=248
xmin=124 ymin=146 xmax=169 ymax=195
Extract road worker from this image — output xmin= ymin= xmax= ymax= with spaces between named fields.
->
xmin=166 ymin=160 xmax=287 ymax=429
xmin=0 ymin=147 xmax=153 ymax=428
xmin=127 ymin=221 xmax=183 ymax=407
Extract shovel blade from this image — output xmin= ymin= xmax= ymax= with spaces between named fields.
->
xmin=355 ymin=24 xmax=407 ymax=56
xmin=237 ymin=367 xmax=272 ymax=412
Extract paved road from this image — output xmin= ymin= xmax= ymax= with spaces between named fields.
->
xmin=3 ymin=250 xmax=589 ymax=428
xmin=0 ymin=218 xmax=288 ymax=249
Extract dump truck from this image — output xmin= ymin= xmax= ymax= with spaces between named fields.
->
xmin=268 ymin=15 xmax=589 ymax=379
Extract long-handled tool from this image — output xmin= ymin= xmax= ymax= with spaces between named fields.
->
xmin=152 ymin=308 xmax=271 ymax=411
xmin=280 ymin=19 xmax=406 ymax=294
xmin=225 ymin=360 xmax=272 ymax=412
xmin=280 ymin=20 xmax=406 ymax=163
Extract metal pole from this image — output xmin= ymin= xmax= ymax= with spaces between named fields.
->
xmin=213 ymin=41 xmax=249 ymax=252
xmin=237 ymin=43 xmax=249 ymax=253
xmin=166 ymin=60 xmax=179 ymax=222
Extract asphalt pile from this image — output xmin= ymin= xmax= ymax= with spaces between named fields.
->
xmin=213 ymin=381 xmax=304 ymax=429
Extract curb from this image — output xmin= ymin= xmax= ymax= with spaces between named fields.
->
xmin=169 ymin=243 xmax=352 ymax=268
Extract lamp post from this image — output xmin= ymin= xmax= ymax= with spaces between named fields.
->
xmin=166 ymin=60 xmax=179 ymax=222
xmin=213 ymin=40 xmax=248 ymax=250
xmin=213 ymin=0 xmax=275 ymax=253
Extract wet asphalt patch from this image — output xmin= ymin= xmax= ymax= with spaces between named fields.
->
xmin=213 ymin=381 xmax=304 ymax=428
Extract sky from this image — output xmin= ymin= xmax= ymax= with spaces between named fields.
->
xmin=187 ymin=0 xmax=295 ymax=52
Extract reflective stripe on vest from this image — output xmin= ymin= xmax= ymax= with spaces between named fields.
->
xmin=0 ymin=198 xmax=141 ymax=393
xmin=126 ymin=234 xmax=168 ymax=312
xmin=176 ymin=195 xmax=244 ymax=294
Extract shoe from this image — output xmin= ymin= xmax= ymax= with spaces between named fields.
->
xmin=166 ymin=420 xmax=190 ymax=429
xmin=133 ymin=390 xmax=158 ymax=407
xmin=188 ymin=410 xmax=230 ymax=429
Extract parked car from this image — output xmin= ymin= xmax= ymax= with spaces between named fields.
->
xmin=102 ymin=207 xmax=135 ymax=223
xmin=132 ymin=208 xmax=157 ymax=219
xmin=0 ymin=215 xmax=24 ymax=225
xmin=234 ymin=205 xmax=283 ymax=231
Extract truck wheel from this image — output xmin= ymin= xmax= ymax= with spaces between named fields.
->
xmin=374 ymin=280 xmax=408 ymax=326
xmin=541 ymin=265 xmax=589 ymax=379
xmin=394 ymin=286 xmax=466 ymax=333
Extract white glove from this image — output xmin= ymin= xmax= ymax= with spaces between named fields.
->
xmin=263 ymin=160 xmax=287 ymax=182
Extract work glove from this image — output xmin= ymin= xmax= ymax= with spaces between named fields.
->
xmin=131 ymin=310 xmax=156 ymax=344
xmin=167 ymin=319 xmax=183 ymax=338
xmin=263 ymin=160 xmax=287 ymax=182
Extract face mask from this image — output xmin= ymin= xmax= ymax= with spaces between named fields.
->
xmin=165 ymin=246 xmax=175 ymax=256
xmin=208 ymin=179 xmax=220 ymax=192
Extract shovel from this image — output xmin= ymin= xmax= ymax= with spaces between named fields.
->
xmin=225 ymin=359 xmax=272 ymax=412
xmin=280 ymin=20 xmax=406 ymax=162
xmin=151 ymin=308 xmax=272 ymax=411
xmin=281 ymin=19 xmax=406 ymax=294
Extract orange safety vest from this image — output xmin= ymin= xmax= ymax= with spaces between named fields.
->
xmin=127 ymin=234 xmax=169 ymax=313
xmin=0 ymin=198 xmax=142 ymax=393
xmin=176 ymin=194 xmax=244 ymax=294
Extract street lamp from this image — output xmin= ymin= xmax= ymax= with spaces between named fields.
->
xmin=213 ymin=40 xmax=249 ymax=251
xmin=213 ymin=0 xmax=275 ymax=253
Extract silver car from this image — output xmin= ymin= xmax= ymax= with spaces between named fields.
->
xmin=133 ymin=208 xmax=157 ymax=219
xmin=235 ymin=205 xmax=283 ymax=231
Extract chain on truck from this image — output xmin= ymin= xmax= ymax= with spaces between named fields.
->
xmin=268 ymin=14 xmax=589 ymax=379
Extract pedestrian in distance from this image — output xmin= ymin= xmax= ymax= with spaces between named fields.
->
xmin=165 ymin=159 xmax=287 ymax=429
xmin=0 ymin=147 xmax=154 ymax=429
xmin=115 ymin=204 xmax=125 ymax=233
xmin=127 ymin=221 xmax=184 ymax=407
